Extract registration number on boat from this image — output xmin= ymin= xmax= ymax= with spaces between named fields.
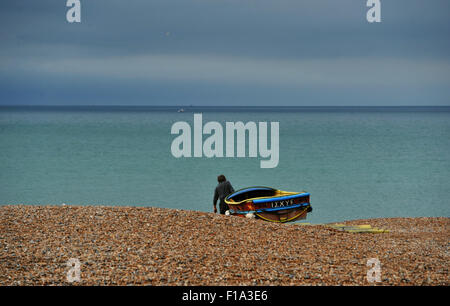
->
xmin=271 ymin=199 xmax=295 ymax=208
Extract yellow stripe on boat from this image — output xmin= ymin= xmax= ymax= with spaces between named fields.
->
xmin=256 ymin=208 xmax=308 ymax=223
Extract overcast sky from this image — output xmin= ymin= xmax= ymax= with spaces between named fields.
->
xmin=0 ymin=0 xmax=449 ymax=106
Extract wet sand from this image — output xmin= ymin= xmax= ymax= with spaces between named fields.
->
xmin=0 ymin=205 xmax=448 ymax=285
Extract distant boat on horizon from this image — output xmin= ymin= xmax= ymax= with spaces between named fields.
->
xmin=177 ymin=108 xmax=185 ymax=113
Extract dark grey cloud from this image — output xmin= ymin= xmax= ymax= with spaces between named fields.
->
xmin=0 ymin=0 xmax=449 ymax=105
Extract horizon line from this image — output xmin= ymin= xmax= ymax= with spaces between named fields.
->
xmin=1 ymin=105 xmax=450 ymax=108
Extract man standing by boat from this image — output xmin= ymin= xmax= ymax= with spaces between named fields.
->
xmin=213 ymin=175 xmax=235 ymax=214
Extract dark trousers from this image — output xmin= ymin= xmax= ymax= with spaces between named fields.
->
xmin=219 ymin=201 xmax=229 ymax=214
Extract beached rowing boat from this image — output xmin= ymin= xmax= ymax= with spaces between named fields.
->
xmin=224 ymin=186 xmax=312 ymax=223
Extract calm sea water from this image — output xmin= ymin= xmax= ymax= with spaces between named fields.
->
xmin=1 ymin=106 xmax=449 ymax=223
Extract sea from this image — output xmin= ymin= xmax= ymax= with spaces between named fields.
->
xmin=0 ymin=106 xmax=449 ymax=224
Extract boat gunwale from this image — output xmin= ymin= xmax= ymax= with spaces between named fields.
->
xmin=225 ymin=186 xmax=310 ymax=205
xmin=229 ymin=202 xmax=310 ymax=214
xmin=253 ymin=192 xmax=310 ymax=204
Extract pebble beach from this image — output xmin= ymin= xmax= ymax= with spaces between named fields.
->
xmin=0 ymin=205 xmax=448 ymax=286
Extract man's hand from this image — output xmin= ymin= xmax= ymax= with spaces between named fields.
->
xmin=214 ymin=206 xmax=217 ymax=213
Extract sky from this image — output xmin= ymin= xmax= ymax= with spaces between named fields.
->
xmin=0 ymin=0 xmax=449 ymax=106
